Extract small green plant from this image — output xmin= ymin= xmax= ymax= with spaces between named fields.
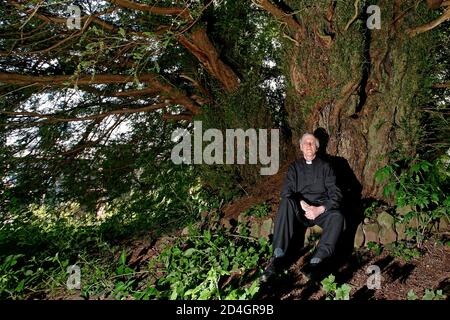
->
xmin=364 ymin=201 xmax=380 ymax=219
xmin=110 ymin=250 xmax=138 ymax=300
xmin=367 ymin=241 xmax=383 ymax=256
xmin=386 ymin=241 xmax=421 ymax=262
xmin=407 ymin=290 xmax=418 ymax=300
xmin=321 ymin=274 xmax=352 ymax=300
xmin=0 ymin=254 xmax=28 ymax=299
xmin=407 ymin=289 xmax=446 ymax=300
xmin=243 ymin=202 xmax=271 ymax=218
xmin=0 ymin=251 xmax=74 ymax=299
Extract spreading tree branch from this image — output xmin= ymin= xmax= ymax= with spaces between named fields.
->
xmin=408 ymin=7 xmax=450 ymax=37
xmin=162 ymin=113 xmax=193 ymax=121
xmin=8 ymin=0 xmax=239 ymax=94
xmin=252 ymin=0 xmax=302 ymax=34
xmin=432 ymin=82 xmax=450 ymax=88
xmin=0 ymin=72 xmax=201 ymax=114
xmin=108 ymin=0 xmax=191 ymax=19
xmin=8 ymin=1 xmax=117 ymax=31
xmin=1 ymin=103 xmax=169 ymax=123
xmin=111 ymin=87 xmax=159 ymax=97
xmin=177 ymin=28 xmax=240 ymax=92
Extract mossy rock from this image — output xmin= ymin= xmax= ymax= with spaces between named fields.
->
xmin=250 ymin=222 xmax=260 ymax=238
xmin=439 ymin=216 xmax=449 ymax=232
xmin=363 ymin=223 xmax=380 ymax=245
xmin=219 ymin=218 xmax=233 ymax=231
xmin=396 ymin=205 xmax=414 ymax=216
xmin=396 ymin=222 xmax=407 ymax=241
xmin=260 ymin=218 xmax=273 ymax=240
xmin=379 ymin=228 xmax=397 ymax=245
xmin=377 ymin=211 xmax=395 ymax=229
xmin=354 ymin=224 xmax=365 ymax=248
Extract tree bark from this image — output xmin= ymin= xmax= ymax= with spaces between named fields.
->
xmin=108 ymin=0 xmax=190 ymax=18
xmin=262 ymin=0 xmax=434 ymax=198
xmin=177 ymin=28 xmax=240 ymax=92
xmin=432 ymin=82 xmax=450 ymax=88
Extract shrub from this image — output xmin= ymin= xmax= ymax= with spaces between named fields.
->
xmin=375 ymin=156 xmax=450 ymax=247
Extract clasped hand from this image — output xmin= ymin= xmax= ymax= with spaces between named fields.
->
xmin=300 ymin=200 xmax=325 ymax=220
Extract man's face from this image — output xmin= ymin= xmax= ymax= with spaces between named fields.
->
xmin=300 ymin=135 xmax=317 ymax=158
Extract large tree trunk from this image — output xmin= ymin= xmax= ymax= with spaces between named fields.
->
xmin=280 ymin=0 xmax=434 ymax=198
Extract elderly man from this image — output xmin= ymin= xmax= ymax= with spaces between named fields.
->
xmin=261 ymin=133 xmax=344 ymax=282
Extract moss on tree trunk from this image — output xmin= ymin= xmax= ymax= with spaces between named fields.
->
xmin=281 ymin=0 xmax=437 ymax=197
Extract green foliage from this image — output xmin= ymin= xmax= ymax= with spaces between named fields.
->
xmin=321 ymin=274 xmax=351 ymax=300
xmin=209 ymin=0 xmax=282 ymax=78
xmin=367 ymin=241 xmax=383 ymax=256
xmin=407 ymin=289 xmax=418 ymax=300
xmin=195 ymin=1 xmax=286 ymax=198
xmin=242 ymin=202 xmax=271 ymax=218
xmin=195 ymin=164 xmax=244 ymax=203
xmin=0 ymin=204 xmax=114 ymax=299
xmin=279 ymin=0 xmax=367 ymax=133
xmin=1 ymin=0 xmax=448 ymax=302
xmin=321 ymin=275 xmax=336 ymax=295
xmin=109 ymin=250 xmax=139 ymax=300
xmin=0 ymin=201 xmax=271 ymax=300
xmin=407 ymin=289 xmax=446 ymax=301
xmin=0 ymin=179 xmax=219 ymax=299
xmin=375 ymin=156 xmax=450 ymax=246
xmin=335 ymin=284 xmax=352 ymax=301
xmin=386 ymin=242 xmax=421 ymax=263
xmin=422 ymin=289 xmax=446 ymax=301
xmin=0 ymin=253 xmax=70 ymax=299
xmin=198 ymin=66 xmax=282 ymax=197
xmin=100 ymin=164 xmax=215 ymax=241
xmin=149 ymin=225 xmax=271 ymax=300
xmin=364 ymin=201 xmax=381 ymax=219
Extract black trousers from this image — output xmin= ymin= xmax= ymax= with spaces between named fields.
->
xmin=272 ymin=196 xmax=345 ymax=260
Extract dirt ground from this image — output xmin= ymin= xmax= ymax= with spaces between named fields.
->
xmin=256 ymin=239 xmax=449 ymax=300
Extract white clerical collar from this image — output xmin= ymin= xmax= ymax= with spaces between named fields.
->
xmin=304 ymin=156 xmax=316 ymax=165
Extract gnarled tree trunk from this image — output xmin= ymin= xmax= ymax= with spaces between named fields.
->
xmin=275 ymin=0 xmax=435 ymax=198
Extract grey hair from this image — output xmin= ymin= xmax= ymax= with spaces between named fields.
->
xmin=299 ymin=133 xmax=320 ymax=148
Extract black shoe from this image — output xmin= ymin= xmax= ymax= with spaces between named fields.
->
xmin=301 ymin=257 xmax=325 ymax=280
xmin=309 ymin=257 xmax=323 ymax=265
xmin=260 ymin=257 xmax=282 ymax=284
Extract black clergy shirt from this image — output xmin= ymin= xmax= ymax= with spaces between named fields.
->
xmin=281 ymin=157 xmax=342 ymax=211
